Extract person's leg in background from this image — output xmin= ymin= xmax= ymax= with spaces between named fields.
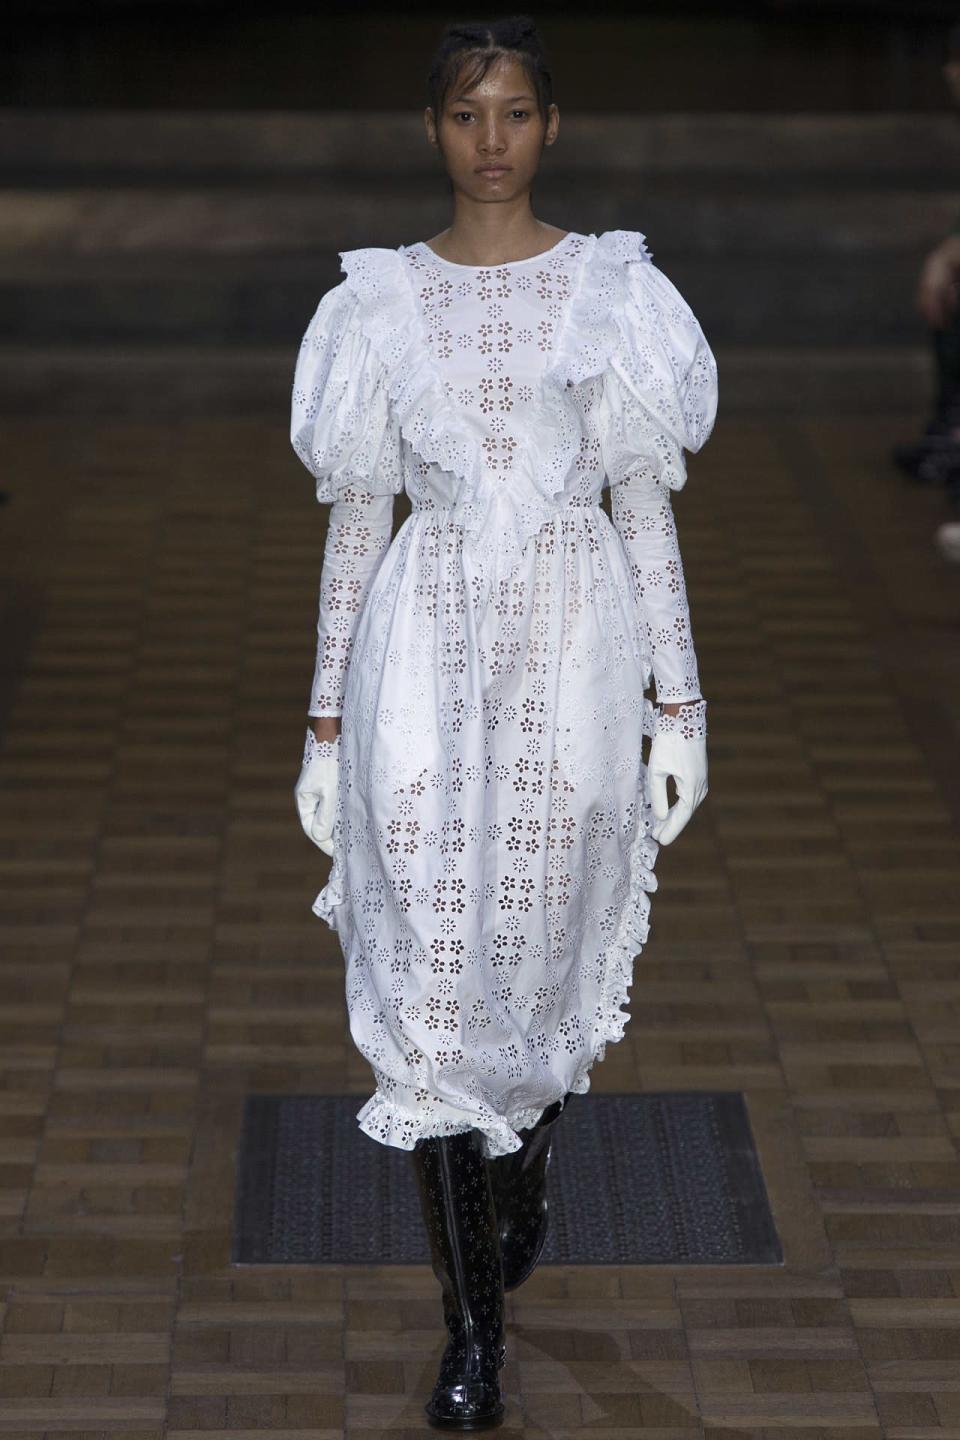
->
xmin=892 ymin=303 xmax=960 ymax=484
xmin=921 ymin=313 xmax=960 ymax=561
xmin=933 ymin=328 xmax=960 ymax=556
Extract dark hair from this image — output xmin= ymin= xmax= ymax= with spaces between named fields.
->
xmin=427 ymin=14 xmax=554 ymax=122
xmin=949 ymin=20 xmax=960 ymax=58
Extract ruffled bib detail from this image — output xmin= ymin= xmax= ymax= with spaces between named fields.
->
xmin=337 ymin=230 xmax=654 ymax=607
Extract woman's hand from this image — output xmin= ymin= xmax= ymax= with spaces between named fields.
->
xmin=295 ymin=725 xmax=340 ymax=857
xmin=647 ymin=699 xmax=708 ymax=846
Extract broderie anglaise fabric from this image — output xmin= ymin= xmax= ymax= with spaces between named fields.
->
xmin=302 ymin=727 xmax=340 ymax=764
xmin=653 ymin=697 xmax=708 ymax=740
xmin=305 ymin=485 xmax=395 ymax=718
xmin=290 ymin=229 xmax=718 ymax=1158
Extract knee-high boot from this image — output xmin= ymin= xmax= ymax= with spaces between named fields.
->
xmin=488 ymin=1094 xmax=571 ymax=1291
xmin=410 ymin=1128 xmax=507 ymax=1431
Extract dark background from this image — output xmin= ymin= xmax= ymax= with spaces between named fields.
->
xmin=4 ymin=0 xmax=960 ymax=111
xmin=4 ymin=0 xmax=960 ymax=418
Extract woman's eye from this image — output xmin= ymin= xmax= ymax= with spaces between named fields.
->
xmin=451 ymin=109 xmax=528 ymax=122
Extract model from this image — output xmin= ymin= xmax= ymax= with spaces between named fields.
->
xmin=292 ymin=13 xmax=718 ymax=1431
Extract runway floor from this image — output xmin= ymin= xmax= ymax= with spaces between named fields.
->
xmin=1 ymin=387 xmax=958 ymax=1436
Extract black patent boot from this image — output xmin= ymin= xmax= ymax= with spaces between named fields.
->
xmin=488 ymin=1095 xmax=570 ymax=1291
xmin=410 ymin=1128 xmax=507 ymax=1431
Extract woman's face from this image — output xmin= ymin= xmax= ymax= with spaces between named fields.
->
xmin=425 ymin=54 xmax=559 ymax=201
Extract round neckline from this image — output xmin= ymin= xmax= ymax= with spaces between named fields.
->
xmin=411 ymin=230 xmax=578 ymax=270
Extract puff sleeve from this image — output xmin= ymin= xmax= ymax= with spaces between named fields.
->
xmin=291 ymin=277 xmax=405 ymax=501
xmin=291 ymin=281 xmax=403 ymax=718
xmin=600 ymin=257 xmax=718 ymax=717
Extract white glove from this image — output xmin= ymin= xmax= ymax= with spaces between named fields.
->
xmin=647 ymin=700 xmax=708 ymax=846
xmin=295 ymin=726 xmax=340 ymax=858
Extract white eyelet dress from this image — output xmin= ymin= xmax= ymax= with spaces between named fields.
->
xmin=290 ymin=229 xmax=718 ymax=1159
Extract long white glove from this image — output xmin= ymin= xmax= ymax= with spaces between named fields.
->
xmin=647 ymin=700 xmax=708 ymax=846
xmin=295 ymin=727 xmax=340 ymax=858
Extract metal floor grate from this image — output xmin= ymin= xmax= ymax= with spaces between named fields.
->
xmin=232 ymin=1091 xmax=783 ymax=1267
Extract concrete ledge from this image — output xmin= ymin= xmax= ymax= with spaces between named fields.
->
xmin=0 ymin=254 xmax=939 ymax=348
xmin=0 ymin=344 xmax=934 ymax=416
xmin=2 ymin=110 xmax=959 ymax=179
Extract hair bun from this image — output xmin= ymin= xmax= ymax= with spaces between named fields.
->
xmin=509 ymin=14 xmax=539 ymax=42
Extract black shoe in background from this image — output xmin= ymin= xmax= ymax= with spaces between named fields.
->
xmin=892 ymin=417 xmax=943 ymax=474
xmin=914 ymin=439 xmax=960 ymax=489
xmin=891 ymin=389 xmax=960 ymax=482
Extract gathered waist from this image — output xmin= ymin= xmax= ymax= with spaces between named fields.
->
xmin=398 ymin=498 xmax=615 ymax=605
xmin=408 ymin=499 xmax=605 ymax=518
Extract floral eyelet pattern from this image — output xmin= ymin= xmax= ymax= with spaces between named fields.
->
xmin=290 ymin=228 xmax=718 ymax=1158
xmin=654 ymin=698 xmax=708 ymax=739
xmin=303 ymin=727 xmax=340 ymax=764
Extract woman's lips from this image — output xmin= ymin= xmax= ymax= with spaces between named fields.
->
xmin=477 ymin=167 xmax=510 ymax=179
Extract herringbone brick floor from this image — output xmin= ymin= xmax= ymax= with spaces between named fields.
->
xmin=1 ymin=392 xmax=958 ymax=1437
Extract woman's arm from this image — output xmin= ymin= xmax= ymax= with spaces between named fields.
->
xmin=609 ymin=466 xmax=705 ymax=725
xmin=307 ymin=483 xmax=395 ymax=740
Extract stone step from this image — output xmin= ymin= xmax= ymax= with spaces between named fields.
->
xmin=2 ymin=110 xmax=955 ymax=349
xmin=0 ymin=343 xmax=934 ymax=417
xmin=2 ymin=110 xmax=959 ymax=179
xmin=0 ymin=181 xmax=954 ymax=260
xmin=0 ymin=253 xmax=934 ymax=348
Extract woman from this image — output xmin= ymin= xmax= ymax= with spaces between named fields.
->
xmin=292 ymin=14 xmax=718 ymax=1430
